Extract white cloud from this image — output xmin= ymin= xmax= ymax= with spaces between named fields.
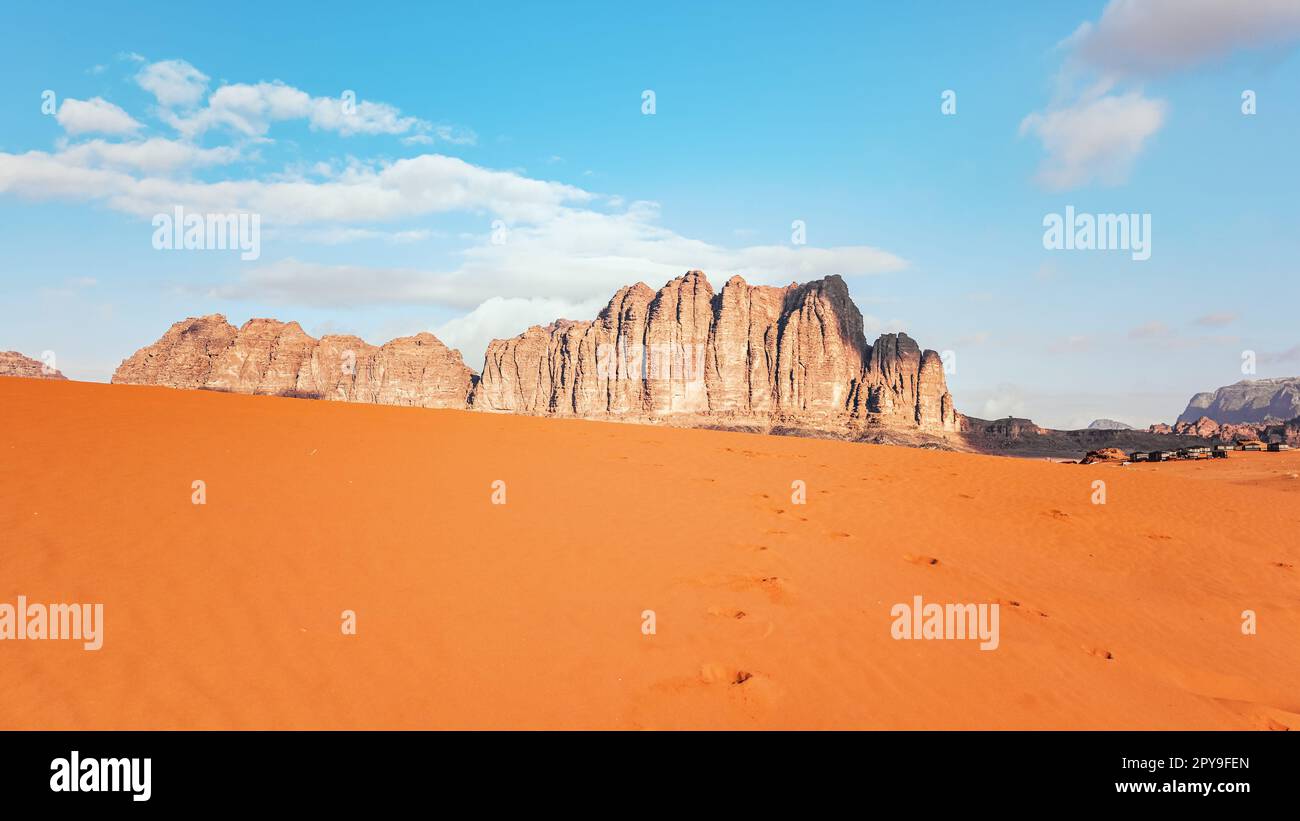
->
xmin=862 ymin=315 xmax=909 ymax=338
xmin=55 ymin=137 xmax=240 ymax=174
xmin=980 ymin=385 xmax=1028 ymax=420
xmin=206 ymin=258 xmax=453 ymax=306
xmin=1068 ymin=0 xmax=1300 ymax=77
xmin=1019 ymin=91 xmax=1166 ymax=189
xmin=143 ymin=71 xmax=453 ymax=142
xmin=286 ymin=227 xmax=435 ymax=244
xmin=433 ymin=295 xmax=610 ymax=369
xmin=136 ymin=59 xmax=210 ymax=108
xmin=209 ymin=199 xmax=906 ymax=311
xmin=183 ymin=83 xmax=430 ymax=138
xmin=0 ymin=151 xmax=592 ymax=224
xmin=1022 ymin=0 xmax=1300 ymax=191
xmin=55 ymin=97 xmax=142 ymax=136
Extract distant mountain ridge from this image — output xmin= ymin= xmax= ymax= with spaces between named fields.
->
xmin=0 ymin=351 xmax=66 ymax=380
xmin=1177 ymin=377 xmax=1300 ymax=425
xmin=1086 ymin=418 xmax=1134 ymax=430
xmin=110 ymin=270 xmax=960 ymax=437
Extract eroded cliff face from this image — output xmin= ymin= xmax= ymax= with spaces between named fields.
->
xmin=0 ymin=351 xmax=67 ymax=380
xmin=472 ymin=271 xmax=959 ymax=434
xmin=1176 ymin=378 xmax=1300 ymax=425
xmin=113 ymin=271 xmax=960 ymax=435
xmin=113 ymin=316 xmax=475 ymax=409
xmin=112 ymin=315 xmax=237 ymax=389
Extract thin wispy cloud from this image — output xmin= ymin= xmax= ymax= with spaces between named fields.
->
xmin=1067 ymin=0 xmax=1300 ymax=77
xmin=1020 ymin=0 xmax=1300 ymax=191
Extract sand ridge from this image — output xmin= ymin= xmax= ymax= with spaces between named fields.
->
xmin=1 ymin=377 xmax=1297 ymax=729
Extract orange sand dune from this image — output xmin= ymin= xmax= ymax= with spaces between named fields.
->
xmin=2 ymin=377 xmax=1298 ymax=729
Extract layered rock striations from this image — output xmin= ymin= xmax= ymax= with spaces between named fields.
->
xmin=471 ymin=271 xmax=959 ymax=434
xmin=1177 ymin=377 xmax=1300 ymax=425
xmin=113 ymin=271 xmax=960 ymax=436
xmin=112 ymin=315 xmax=475 ymax=409
xmin=0 ymin=351 xmax=68 ymax=380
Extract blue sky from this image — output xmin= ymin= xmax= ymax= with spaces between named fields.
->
xmin=1 ymin=0 xmax=1298 ymax=428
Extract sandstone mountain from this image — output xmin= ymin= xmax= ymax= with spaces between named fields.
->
xmin=1177 ymin=377 xmax=1300 ymax=424
xmin=0 ymin=351 xmax=67 ymax=380
xmin=1151 ymin=414 xmax=1300 ymax=445
xmin=112 ymin=271 xmax=960 ymax=439
xmin=471 ymin=271 xmax=959 ymax=434
xmin=112 ymin=315 xmax=475 ymax=408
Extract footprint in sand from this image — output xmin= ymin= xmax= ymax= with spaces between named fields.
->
xmin=1046 ymin=509 xmax=1070 ymax=521
xmin=706 ymin=605 xmax=776 ymax=639
xmin=694 ymin=665 xmax=783 ymax=709
xmin=1084 ymin=645 xmax=1116 ymax=661
xmin=995 ymin=597 xmax=1049 ymax=618
xmin=904 ymin=553 xmax=940 ymax=566
xmin=689 ymin=574 xmax=789 ymax=604
xmin=708 ymin=606 xmax=748 ymax=619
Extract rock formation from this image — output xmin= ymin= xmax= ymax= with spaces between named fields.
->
xmin=1080 ymin=447 xmax=1129 ymax=464
xmin=0 ymin=351 xmax=67 ymax=380
xmin=113 ymin=271 xmax=961 ymax=439
xmin=1177 ymin=377 xmax=1300 ymax=424
xmin=1086 ymin=419 xmax=1134 ymax=430
xmin=959 ymin=416 xmax=1048 ymax=438
xmin=1153 ymin=414 xmax=1300 ymax=445
xmin=472 ymin=271 xmax=959 ymax=434
xmin=113 ymin=315 xmax=475 ymax=409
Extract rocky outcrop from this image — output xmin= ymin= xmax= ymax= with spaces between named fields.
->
xmin=472 ymin=271 xmax=959 ymax=434
xmin=1156 ymin=414 xmax=1299 ymax=445
xmin=1080 ymin=447 xmax=1130 ymax=464
xmin=112 ymin=315 xmax=237 ymax=388
xmin=959 ymin=416 xmax=1048 ymax=438
xmin=0 ymin=351 xmax=67 ymax=380
xmin=112 ymin=271 xmax=961 ymax=438
xmin=1177 ymin=377 xmax=1300 ymax=424
xmin=1087 ymin=419 xmax=1134 ymax=430
xmin=113 ymin=315 xmax=475 ymax=409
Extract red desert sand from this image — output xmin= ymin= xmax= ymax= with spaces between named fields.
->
xmin=2 ymin=377 xmax=1298 ymax=729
